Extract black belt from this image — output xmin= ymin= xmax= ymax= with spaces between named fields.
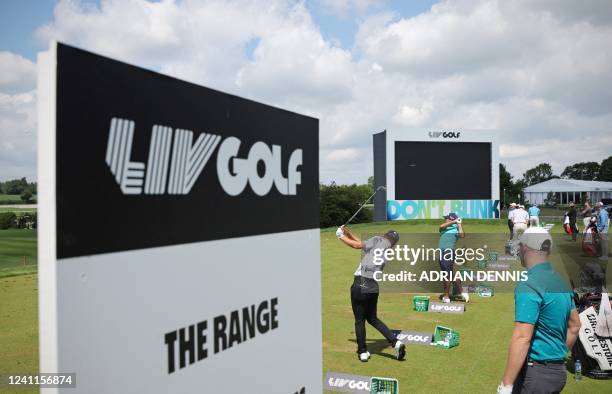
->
xmin=528 ymin=359 xmax=564 ymax=365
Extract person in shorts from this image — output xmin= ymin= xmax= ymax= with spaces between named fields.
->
xmin=439 ymin=212 xmax=468 ymax=303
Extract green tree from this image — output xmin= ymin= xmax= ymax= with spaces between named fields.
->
xmin=544 ymin=191 xmax=558 ymax=206
xmin=320 ymin=183 xmax=373 ymax=228
xmin=367 ymin=176 xmax=374 ymax=191
xmin=2 ymin=177 xmax=30 ymax=194
xmin=561 ymin=162 xmax=600 ymax=180
xmin=522 ymin=163 xmax=555 ymax=186
xmin=0 ymin=212 xmax=17 ymax=229
xmin=499 ymin=164 xmax=524 ymax=207
xmin=599 ymin=156 xmax=612 ymax=181
xmin=20 ymin=189 xmax=33 ymax=203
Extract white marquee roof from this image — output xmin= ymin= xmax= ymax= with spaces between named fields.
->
xmin=524 ymin=178 xmax=612 ymax=192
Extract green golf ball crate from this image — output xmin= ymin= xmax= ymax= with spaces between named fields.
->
xmin=412 ymin=295 xmax=430 ymax=312
xmin=370 ymin=377 xmax=399 ymax=394
xmin=476 ymin=259 xmax=487 ymax=269
xmin=432 ymin=325 xmax=460 ymax=349
xmin=477 ymin=284 xmax=494 ymax=297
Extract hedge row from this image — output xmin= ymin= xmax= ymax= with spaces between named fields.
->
xmin=0 ymin=212 xmax=37 ymax=229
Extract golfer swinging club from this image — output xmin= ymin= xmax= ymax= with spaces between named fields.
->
xmin=336 ymin=225 xmax=406 ymax=362
xmin=439 ymin=212 xmax=469 ymax=303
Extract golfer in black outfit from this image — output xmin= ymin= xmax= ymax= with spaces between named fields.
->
xmin=567 ymin=202 xmax=579 ymax=241
xmin=336 ymin=225 xmax=406 ymax=362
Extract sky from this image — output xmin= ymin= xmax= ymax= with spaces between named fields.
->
xmin=1 ymin=0 xmax=612 ymax=185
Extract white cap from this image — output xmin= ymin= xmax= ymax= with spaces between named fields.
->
xmin=510 ymin=203 xmax=517 ymax=207
xmin=519 ymin=227 xmax=553 ymax=253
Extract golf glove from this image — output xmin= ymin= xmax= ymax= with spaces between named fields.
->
xmin=336 ymin=227 xmax=344 ymax=238
xmin=496 ymin=383 xmax=513 ymax=394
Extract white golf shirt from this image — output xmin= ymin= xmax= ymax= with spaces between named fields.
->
xmin=512 ymin=209 xmax=529 ymax=224
xmin=508 ymin=208 xmax=516 ymax=222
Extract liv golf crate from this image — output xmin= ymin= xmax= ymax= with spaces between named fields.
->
xmin=38 ymin=42 xmax=321 ymax=393
xmin=370 ymin=377 xmax=399 ymax=394
xmin=412 ymin=295 xmax=430 ymax=312
xmin=432 ymin=325 xmax=460 ymax=349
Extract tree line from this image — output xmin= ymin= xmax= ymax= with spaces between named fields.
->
xmin=500 ymin=155 xmax=612 ymax=207
xmin=0 ymin=177 xmax=37 ymax=203
xmin=0 ymin=212 xmax=37 ymax=230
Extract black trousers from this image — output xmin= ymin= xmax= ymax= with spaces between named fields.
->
xmin=350 ymin=278 xmax=396 ymax=354
xmin=513 ymin=361 xmax=566 ymax=394
xmin=569 ymin=221 xmax=579 ymax=241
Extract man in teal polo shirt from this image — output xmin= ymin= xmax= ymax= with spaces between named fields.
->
xmin=438 ymin=212 xmax=469 ymax=303
xmin=498 ymin=227 xmax=581 ymax=394
xmin=527 ymin=204 xmax=540 ymax=227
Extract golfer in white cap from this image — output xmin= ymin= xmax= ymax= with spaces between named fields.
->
xmin=497 ymin=227 xmax=581 ymax=394
xmin=336 ymin=225 xmax=406 ymax=362
xmin=512 ymin=205 xmax=529 ymax=241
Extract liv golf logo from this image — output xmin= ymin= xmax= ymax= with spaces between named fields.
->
xmin=105 ymin=117 xmax=303 ymax=196
xmin=428 ymin=131 xmax=461 ymax=138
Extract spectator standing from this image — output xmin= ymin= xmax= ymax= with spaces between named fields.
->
xmin=595 ymin=202 xmax=609 ymax=260
xmin=527 ymin=204 xmax=540 ymax=227
xmin=567 ymin=202 xmax=579 ymax=242
xmin=507 ymin=203 xmax=517 ymax=240
xmin=581 ymin=199 xmax=593 ymax=229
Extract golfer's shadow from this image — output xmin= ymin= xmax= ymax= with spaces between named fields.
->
xmin=348 ymin=339 xmax=403 ymax=361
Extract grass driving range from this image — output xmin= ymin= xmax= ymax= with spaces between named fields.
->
xmin=0 ymin=221 xmax=610 ymax=393
xmin=321 ymin=221 xmax=609 ymax=393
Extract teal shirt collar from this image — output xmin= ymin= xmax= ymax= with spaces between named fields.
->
xmin=527 ymin=261 xmax=552 ymax=274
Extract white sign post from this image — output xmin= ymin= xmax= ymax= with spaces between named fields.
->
xmin=38 ymin=42 xmax=321 ymax=393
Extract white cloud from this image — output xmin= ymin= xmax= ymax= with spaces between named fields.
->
xmin=326 ymin=147 xmax=359 ymax=161
xmin=349 ymin=0 xmax=612 ymax=179
xmin=0 ymin=90 xmax=37 ymax=181
xmin=0 ymin=52 xmax=37 ymax=94
xmin=0 ymin=50 xmax=37 ymax=181
xmin=3 ymin=0 xmax=612 ymax=184
xmin=235 ymin=4 xmax=355 ymax=111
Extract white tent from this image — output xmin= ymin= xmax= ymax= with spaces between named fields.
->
xmin=523 ymin=179 xmax=612 ymax=205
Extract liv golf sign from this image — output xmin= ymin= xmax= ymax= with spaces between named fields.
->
xmin=38 ymin=43 xmax=321 ymax=393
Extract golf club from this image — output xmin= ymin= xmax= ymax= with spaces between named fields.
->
xmin=343 ymin=186 xmax=386 ymax=226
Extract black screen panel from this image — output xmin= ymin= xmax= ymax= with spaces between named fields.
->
xmin=394 ymin=141 xmax=491 ymax=200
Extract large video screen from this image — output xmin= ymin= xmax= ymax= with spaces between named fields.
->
xmin=394 ymin=141 xmax=491 ymax=200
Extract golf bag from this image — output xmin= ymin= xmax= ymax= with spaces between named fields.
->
xmin=583 ymin=222 xmax=601 ymax=257
xmin=505 ymin=239 xmax=518 ymax=256
xmin=563 ymin=214 xmax=571 ymax=234
xmin=596 ymin=291 xmax=612 ymax=338
xmin=572 ymin=267 xmax=612 ymax=379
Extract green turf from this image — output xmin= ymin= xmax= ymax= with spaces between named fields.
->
xmin=0 ymin=194 xmax=22 ymax=202
xmin=0 ymin=230 xmax=37 ymax=279
xmin=0 ymin=221 xmax=610 ymax=393
xmin=0 ymin=208 xmax=37 ymax=213
xmin=0 ymin=274 xmax=39 ymax=394
xmin=322 ymin=221 xmax=609 ymax=393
